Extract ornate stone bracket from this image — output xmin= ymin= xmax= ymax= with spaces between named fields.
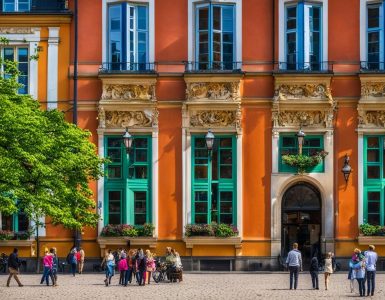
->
xmin=101 ymin=83 xmax=156 ymax=101
xmin=186 ymin=82 xmax=240 ymax=101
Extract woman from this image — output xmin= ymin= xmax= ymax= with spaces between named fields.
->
xmin=118 ymin=252 xmax=128 ymax=285
xmin=324 ymin=252 xmax=333 ymax=290
xmin=124 ymin=249 xmax=135 ymax=286
xmin=101 ymin=249 xmax=115 ymax=287
xmin=40 ymin=248 xmax=54 ymax=286
xmin=348 ymin=248 xmax=361 ymax=293
xmin=69 ymin=247 xmax=77 ymax=277
xmin=51 ymin=248 xmax=58 ymax=286
xmin=145 ymin=250 xmax=155 ymax=284
xmin=352 ymin=251 xmax=366 ymax=297
xmin=135 ymin=249 xmax=147 ymax=286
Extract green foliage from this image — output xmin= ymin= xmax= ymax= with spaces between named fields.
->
xmin=0 ymin=230 xmax=14 ymax=241
xmin=0 ymin=41 xmax=105 ymax=230
xmin=185 ymin=223 xmax=238 ymax=237
xmin=282 ymin=151 xmax=328 ymax=174
xmin=137 ymin=223 xmax=155 ymax=237
xmin=100 ymin=224 xmax=155 ymax=237
xmin=122 ymin=227 xmax=138 ymax=237
xmin=359 ymin=223 xmax=384 ymax=236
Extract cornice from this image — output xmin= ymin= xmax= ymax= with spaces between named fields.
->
xmin=0 ymin=14 xmax=72 ymax=25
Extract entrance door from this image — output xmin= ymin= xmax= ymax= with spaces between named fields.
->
xmin=281 ymin=182 xmax=322 ymax=265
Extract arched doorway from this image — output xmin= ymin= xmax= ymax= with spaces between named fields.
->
xmin=281 ymin=182 xmax=322 ymax=264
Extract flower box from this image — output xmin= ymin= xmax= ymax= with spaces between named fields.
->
xmin=183 ymin=236 xmax=242 ymax=256
xmin=358 ymin=235 xmax=385 ymax=245
xmin=97 ymin=236 xmax=157 ymax=257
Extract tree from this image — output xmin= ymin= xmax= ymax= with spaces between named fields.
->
xmin=0 ymin=43 xmax=105 ymax=232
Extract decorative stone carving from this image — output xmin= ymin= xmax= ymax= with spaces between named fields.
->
xmin=358 ymin=111 xmax=385 ymax=128
xmin=98 ymin=106 xmax=106 ymax=128
xmin=105 ymin=111 xmax=154 ymax=128
xmin=0 ymin=27 xmax=34 ymax=34
xmin=274 ymin=111 xmax=327 ymax=127
xmin=274 ymin=83 xmax=332 ymax=102
xmin=186 ymin=82 xmax=240 ymax=101
xmin=101 ymin=84 xmax=156 ymax=101
xmin=190 ymin=111 xmax=236 ymax=127
xmin=235 ymin=105 xmax=242 ymax=132
xmin=361 ymin=82 xmax=385 ymax=98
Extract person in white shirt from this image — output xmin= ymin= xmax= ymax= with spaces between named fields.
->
xmin=364 ymin=245 xmax=378 ymax=297
xmin=286 ymin=243 xmax=302 ymax=290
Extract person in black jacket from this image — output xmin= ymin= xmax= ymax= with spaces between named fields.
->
xmin=309 ymin=256 xmax=319 ymax=290
xmin=7 ymin=248 xmax=23 ymax=287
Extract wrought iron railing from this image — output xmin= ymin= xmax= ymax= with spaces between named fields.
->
xmin=360 ymin=61 xmax=385 ymax=73
xmin=275 ymin=61 xmax=333 ymax=73
xmin=99 ymin=62 xmax=157 ymax=74
xmin=184 ymin=61 xmax=243 ymax=73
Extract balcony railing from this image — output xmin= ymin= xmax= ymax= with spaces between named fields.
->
xmin=275 ymin=61 xmax=333 ymax=73
xmin=99 ymin=62 xmax=157 ymax=74
xmin=184 ymin=61 xmax=243 ymax=73
xmin=0 ymin=0 xmax=69 ymax=13
xmin=360 ymin=61 xmax=385 ymax=73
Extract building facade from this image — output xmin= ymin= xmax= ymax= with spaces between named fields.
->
xmin=2 ymin=0 xmax=385 ymax=271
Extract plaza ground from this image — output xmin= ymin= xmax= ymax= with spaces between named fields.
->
xmin=0 ymin=273 xmax=384 ymax=299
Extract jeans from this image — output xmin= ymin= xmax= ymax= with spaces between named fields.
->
xmin=310 ymin=271 xmax=319 ymax=289
xmin=41 ymin=266 xmax=52 ymax=285
xmin=289 ymin=266 xmax=299 ymax=290
xmin=357 ymin=278 xmax=366 ymax=296
xmin=119 ymin=270 xmax=125 ymax=285
xmin=124 ymin=269 xmax=133 ymax=285
xmin=71 ymin=263 xmax=77 ymax=276
xmin=366 ymin=271 xmax=376 ymax=296
xmin=105 ymin=263 xmax=115 ymax=279
xmin=136 ymin=270 xmax=145 ymax=285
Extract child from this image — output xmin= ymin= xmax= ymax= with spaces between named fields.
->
xmin=324 ymin=252 xmax=333 ymax=290
xmin=118 ymin=252 xmax=128 ymax=285
xmin=309 ymin=256 xmax=319 ymax=290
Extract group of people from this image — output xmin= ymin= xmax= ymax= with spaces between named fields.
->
xmin=66 ymin=247 xmax=86 ymax=276
xmin=101 ymin=246 xmax=182 ymax=287
xmin=286 ymin=242 xmax=378 ymax=297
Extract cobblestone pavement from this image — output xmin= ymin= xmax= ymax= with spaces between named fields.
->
xmin=1 ymin=273 xmax=385 ymax=299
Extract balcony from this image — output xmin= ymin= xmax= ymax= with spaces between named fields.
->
xmin=274 ymin=61 xmax=333 ymax=74
xmin=184 ymin=61 xmax=243 ymax=74
xmin=0 ymin=0 xmax=69 ymax=14
xmin=98 ymin=62 xmax=157 ymax=75
xmin=360 ymin=61 xmax=385 ymax=73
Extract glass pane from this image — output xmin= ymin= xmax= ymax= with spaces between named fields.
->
xmin=220 ymin=202 xmax=233 ymax=213
xmin=368 ymin=191 xmax=380 ymax=201
xmin=135 ymin=200 xmax=146 ymax=213
xmin=195 ymin=149 xmax=208 ymax=158
xmin=368 ymin=6 xmax=380 ymax=28
xmin=137 ymin=6 xmax=148 ymax=30
xmin=220 ymin=214 xmax=233 ymax=224
xmin=199 ymin=7 xmax=209 ymax=30
xmin=282 ymin=137 xmax=295 ymax=147
xmin=367 ymin=137 xmax=379 ymax=148
xmin=1 ymin=215 xmax=13 ymax=231
xmin=368 ymin=149 xmax=379 ymax=162
xmin=135 ymin=191 xmax=146 ymax=201
xmin=195 ymin=166 xmax=208 ymax=179
xmin=134 ymin=138 xmax=147 ymax=148
xmin=135 ymin=149 xmax=147 ymax=162
xmin=367 ymin=166 xmax=380 ymax=179
xmin=195 ymin=191 xmax=208 ymax=202
xmin=368 ymin=214 xmax=380 ymax=225
xmin=286 ymin=7 xmax=297 ymax=30
xmin=195 ymin=202 xmax=207 ymax=213
xmin=108 ymin=138 xmax=121 ymax=147
xmin=212 ymin=147 xmax=218 ymax=180
xmin=213 ymin=6 xmax=221 ymax=30
xmin=18 ymin=214 xmax=29 ymax=232
xmin=195 ymin=214 xmax=207 ymax=224
xmin=368 ymin=201 xmax=380 ymax=213
xmin=3 ymin=48 xmax=14 ymax=61
xmin=135 ymin=166 xmax=147 ymax=179
xmin=222 ymin=7 xmax=234 ymax=32
xmin=221 ymin=191 xmax=233 ymax=202
xmin=220 ymin=166 xmax=232 ymax=179
xmin=108 ymin=166 xmax=121 ymax=179
xmin=109 ymin=214 xmax=121 ymax=225
xmin=135 ymin=214 xmax=146 ymax=225
xmin=109 ymin=191 xmax=121 ymax=201
xmin=195 ymin=138 xmax=206 ymax=148
xmin=305 ymin=139 xmax=321 ymax=147
xmin=220 ymin=149 xmax=232 ymax=164
xmin=220 ymin=138 xmax=232 ymax=147
xmin=108 ymin=149 xmax=121 ymax=163
xmin=211 ymin=183 xmax=218 ymax=223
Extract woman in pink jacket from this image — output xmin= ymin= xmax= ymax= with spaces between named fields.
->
xmin=40 ymin=249 xmax=55 ymax=286
xmin=118 ymin=252 xmax=128 ymax=285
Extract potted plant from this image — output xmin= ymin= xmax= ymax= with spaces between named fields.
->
xmin=282 ymin=151 xmax=328 ymax=174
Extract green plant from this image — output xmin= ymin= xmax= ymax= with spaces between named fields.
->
xmin=185 ymin=223 xmax=238 ymax=237
xmin=0 ymin=230 xmax=14 ymax=241
xmin=100 ymin=224 xmax=155 ymax=237
xmin=359 ymin=223 xmax=383 ymax=236
xmin=138 ymin=223 xmax=155 ymax=237
xmin=282 ymin=151 xmax=328 ymax=174
xmin=122 ymin=227 xmax=138 ymax=237
xmin=215 ymin=223 xmax=238 ymax=237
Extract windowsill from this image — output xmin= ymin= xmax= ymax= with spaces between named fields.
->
xmin=0 ymin=11 xmax=72 ymax=15
xmin=184 ymin=236 xmax=241 ymax=246
xmin=97 ymin=236 xmax=157 ymax=256
xmin=358 ymin=235 xmax=385 ymax=245
xmin=273 ymin=69 xmax=333 ymax=75
xmin=0 ymin=239 xmax=34 ymax=246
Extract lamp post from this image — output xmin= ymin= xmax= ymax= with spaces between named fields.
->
xmin=122 ymin=128 xmax=134 ymax=153
xmin=205 ymin=129 xmax=215 ymax=153
xmin=296 ymin=128 xmax=306 ymax=155
xmin=341 ymin=154 xmax=352 ymax=183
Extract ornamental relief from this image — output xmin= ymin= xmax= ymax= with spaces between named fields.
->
xmin=186 ymin=82 xmax=240 ymax=101
xmin=101 ymin=84 xmax=156 ymax=101
xmin=274 ymin=83 xmax=333 ymax=103
xmin=358 ymin=110 xmax=385 ymax=128
xmin=272 ymin=110 xmax=334 ymax=128
xmin=361 ymin=82 xmax=385 ymax=98
xmin=98 ymin=108 xmax=158 ymax=128
xmin=0 ymin=27 xmax=34 ymax=34
xmin=190 ymin=110 xmax=237 ymax=128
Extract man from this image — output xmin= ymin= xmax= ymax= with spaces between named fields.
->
xmin=365 ymin=245 xmax=378 ymax=297
xmin=165 ymin=247 xmax=176 ymax=281
xmin=78 ymin=247 xmax=85 ymax=274
xmin=286 ymin=243 xmax=302 ymax=290
xmin=6 ymin=248 xmax=23 ymax=287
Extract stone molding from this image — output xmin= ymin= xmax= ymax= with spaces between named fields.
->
xmin=186 ymin=82 xmax=240 ymax=101
xmin=0 ymin=27 xmax=34 ymax=34
xmin=101 ymin=83 xmax=156 ymax=101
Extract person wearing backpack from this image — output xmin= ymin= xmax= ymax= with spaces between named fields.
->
xmin=68 ymin=248 xmax=77 ymax=277
xmin=135 ymin=249 xmax=147 ymax=286
xmin=309 ymin=256 xmax=319 ymax=290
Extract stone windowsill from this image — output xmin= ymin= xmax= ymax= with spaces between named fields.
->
xmin=183 ymin=236 xmax=242 ymax=249
xmin=358 ymin=235 xmax=385 ymax=245
xmin=97 ymin=236 xmax=157 ymax=250
xmin=0 ymin=239 xmax=34 ymax=247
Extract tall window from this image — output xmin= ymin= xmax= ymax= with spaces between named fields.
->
xmin=108 ymin=3 xmax=149 ymax=71
xmin=195 ymin=3 xmax=235 ymax=70
xmin=104 ymin=136 xmax=152 ymax=226
xmin=366 ymin=3 xmax=384 ymax=70
xmin=279 ymin=134 xmax=325 ymax=173
xmin=192 ymin=136 xmax=236 ymax=225
xmin=3 ymin=0 xmax=30 ymax=12
xmin=1 ymin=47 xmax=29 ymax=94
xmin=1 ymin=212 xmax=29 ymax=232
xmin=285 ymin=2 xmax=322 ymax=71
xmin=364 ymin=136 xmax=385 ymax=225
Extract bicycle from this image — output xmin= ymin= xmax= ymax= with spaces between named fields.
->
xmin=152 ymin=259 xmax=168 ymax=283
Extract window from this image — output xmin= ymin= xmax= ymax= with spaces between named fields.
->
xmin=1 ymin=212 xmax=29 ymax=232
xmin=195 ymin=3 xmax=235 ymax=70
xmin=1 ymin=47 xmax=29 ymax=94
xmin=191 ymin=136 xmax=236 ymax=224
xmin=104 ymin=136 xmax=152 ymax=226
xmin=3 ymin=0 xmax=30 ymax=12
xmin=366 ymin=3 xmax=384 ymax=70
xmin=284 ymin=2 xmax=322 ymax=71
xmin=279 ymin=135 xmax=325 ymax=173
xmin=364 ymin=136 xmax=385 ymax=225
xmin=108 ymin=3 xmax=149 ymax=71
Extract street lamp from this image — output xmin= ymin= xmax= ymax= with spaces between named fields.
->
xmin=122 ymin=128 xmax=133 ymax=153
xmin=296 ymin=128 xmax=306 ymax=155
xmin=205 ymin=129 xmax=215 ymax=152
xmin=341 ymin=154 xmax=352 ymax=183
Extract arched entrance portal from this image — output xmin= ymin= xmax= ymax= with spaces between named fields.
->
xmin=281 ymin=182 xmax=322 ymax=263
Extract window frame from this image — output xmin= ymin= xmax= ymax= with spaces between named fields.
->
xmin=366 ymin=2 xmax=385 ymax=70
xmin=1 ymin=46 xmax=29 ymax=94
xmin=2 ymin=0 xmax=30 ymax=12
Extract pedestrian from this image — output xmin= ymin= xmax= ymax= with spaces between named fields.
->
xmin=124 ymin=249 xmax=135 ymax=286
xmin=6 ymin=248 xmax=23 ymax=287
xmin=309 ymin=256 xmax=319 ymax=290
xmin=286 ymin=243 xmax=302 ymax=290
xmin=51 ymin=248 xmax=58 ymax=286
xmin=40 ymin=248 xmax=55 ymax=286
xmin=78 ymin=247 xmax=85 ymax=274
xmin=352 ymin=249 xmax=366 ymax=297
xmin=171 ymin=248 xmax=183 ymax=282
xmin=118 ymin=252 xmax=128 ymax=285
xmin=324 ymin=252 xmax=333 ymax=290
xmin=165 ymin=247 xmax=176 ymax=281
xmin=145 ymin=250 xmax=155 ymax=284
xmin=101 ymin=249 xmax=115 ymax=287
xmin=69 ymin=247 xmax=77 ymax=277
xmin=135 ymin=249 xmax=147 ymax=286
xmin=364 ymin=245 xmax=378 ymax=297
xmin=348 ymin=248 xmax=361 ymax=293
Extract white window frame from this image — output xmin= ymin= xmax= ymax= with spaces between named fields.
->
xmin=102 ymin=0 xmax=154 ymax=63
xmin=3 ymin=0 xmax=30 ymax=12
xmin=188 ymin=0 xmax=242 ymax=63
xmin=278 ymin=0 xmax=328 ymax=67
